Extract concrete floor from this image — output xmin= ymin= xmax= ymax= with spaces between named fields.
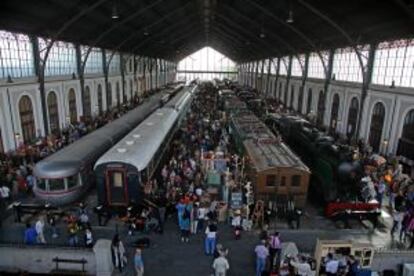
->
xmin=0 ymin=207 xmax=404 ymax=276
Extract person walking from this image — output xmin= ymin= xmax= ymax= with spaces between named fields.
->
xmin=254 ymin=240 xmax=269 ymax=276
xmin=205 ymin=221 xmax=218 ymax=255
xmin=111 ymin=234 xmax=126 ymax=272
xmin=24 ymin=223 xmax=37 ymax=245
xmin=134 ymin=248 xmax=144 ymax=276
xmin=391 ymin=209 xmax=403 ymax=237
xmin=325 ymin=253 xmax=339 ymax=276
xmin=212 ymin=253 xmax=230 ymax=276
xmin=35 ymin=217 xmax=46 ymax=244
xmin=290 ymin=255 xmax=312 ymax=276
xmin=269 ymin=232 xmax=282 ymax=268
xmin=180 ymin=206 xmax=191 ymax=243
xmin=190 ymin=202 xmax=199 ymax=234
xmin=84 ymin=228 xmax=94 ymax=248
xmin=197 ymin=204 xmax=207 ymax=232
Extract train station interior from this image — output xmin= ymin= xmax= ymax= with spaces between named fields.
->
xmin=0 ymin=0 xmax=413 ymax=275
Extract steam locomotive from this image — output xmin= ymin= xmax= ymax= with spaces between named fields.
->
xmin=265 ymin=115 xmax=380 ymax=219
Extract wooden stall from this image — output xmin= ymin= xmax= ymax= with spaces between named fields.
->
xmin=230 ymin=110 xmax=310 ymax=208
xmin=314 ymin=239 xmax=374 ymax=275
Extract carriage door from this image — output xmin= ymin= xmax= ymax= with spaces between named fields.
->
xmin=106 ymin=169 xmax=128 ymax=205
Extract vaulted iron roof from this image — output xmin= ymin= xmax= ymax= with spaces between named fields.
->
xmin=0 ymin=0 xmax=413 ymax=62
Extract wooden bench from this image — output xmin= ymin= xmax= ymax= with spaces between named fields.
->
xmin=52 ymin=257 xmax=87 ymax=274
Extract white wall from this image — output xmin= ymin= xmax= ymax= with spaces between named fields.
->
xmin=242 ymin=71 xmax=414 ymax=156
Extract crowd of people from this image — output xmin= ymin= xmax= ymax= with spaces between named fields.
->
xmin=0 ymin=94 xmax=145 ymax=206
xmin=4 ymin=81 xmax=414 ymax=276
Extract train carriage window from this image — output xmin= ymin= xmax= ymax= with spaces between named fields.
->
xmin=291 ymin=175 xmax=301 ymax=187
xmin=266 ymin=175 xmax=276 ymax=186
xmin=280 ymin=176 xmax=286 ymax=186
xmin=67 ymin=175 xmax=78 ymax=189
xmin=112 ymin=172 xmax=123 ymax=187
xmin=48 ymin=178 xmax=65 ymax=191
xmin=37 ymin=179 xmax=46 ymax=190
xmin=19 ymin=95 xmax=36 ymax=143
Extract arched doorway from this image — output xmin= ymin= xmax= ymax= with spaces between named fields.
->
xmin=368 ymin=102 xmax=385 ymax=153
xmin=97 ymin=84 xmax=103 ymax=115
xmin=47 ymin=91 xmax=60 ymax=134
xmin=116 ymin=82 xmax=121 ymax=107
xmin=107 ymin=83 xmax=112 ymax=108
xmin=284 ymin=84 xmax=288 ymax=105
xmin=329 ymin=94 xmax=340 ymax=133
xmin=297 ymin=86 xmax=304 ymax=113
xmin=316 ymin=90 xmax=325 ymax=125
xmin=278 ymin=83 xmax=282 ymax=101
xmin=290 ymin=85 xmax=295 ymax=108
xmin=0 ymin=129 xmax=3 ymax=153
xmin=122 ymin=81 xmax=127 ymax=102
xmin=130 ymin=79 xmax=133 ymax=99
xmin=19 ymin=96 xmax=36 ymax=143
xmin=347 ymin=97 xmax=359 ymax=139
xmin=83 ymin=86 xmax=91 ymax=118
xmin=68 ymin=89 xmax=78 ymax=124
xmin=397 ymin=109 xmax=414 ymax=159
xmin=306 ymin=88 xmax=313 ymax=114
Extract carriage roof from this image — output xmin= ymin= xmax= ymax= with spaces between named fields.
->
xmin=34 ymin=91 xmax=166 ymax=179
xmin=94 ymin=107 xmax=178 ymax=171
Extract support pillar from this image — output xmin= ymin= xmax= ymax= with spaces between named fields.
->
xmin=318 ymin=49 xmax=334 ymax=126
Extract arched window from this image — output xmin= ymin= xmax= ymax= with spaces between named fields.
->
xmin=397 ymin=109 xmax=414 ymax=159
xmin=83 ymin=86 xmax=91 ymax=118
xmin=317 ymin=90 xmax=325 ymax=125
xmin=97 ymin=84 xmax=103 ymax=115
xmin=347 ymin=97 xmax=359 ymax=139
xmin=290 ymin=85 xmax=295 ymax=108
xmin=47 ymin=91 xmax=59 ymax=134
xmin=329 ymin=94 xmax=340 ymax=133
xmin=130 ymin=79 xmax=133 ymax=98
xmin=297 ymin=86 xmax=304 ymax=113
xmin=368 ymin=102 xmax=385 ymax=152
xmin=19 ymin=96 xmax=36 ymax=143
xmin=116 ymin=82 xmax=121 ymax=107
xmin=107 ymin=83 xmax=112 ymax=108
xmin=306 ymin=88 xmax=313 ymax=114
xmin=68 ymin=89 xmax=77 ymax=124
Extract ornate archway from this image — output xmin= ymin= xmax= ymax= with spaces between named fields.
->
xmin=19 ymin=95 xmax=36 ymax=143
xmin=368 ymin=102 xmax=386 ymax=153
xmin=47 ymin=91 xmax=60 ymax=134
